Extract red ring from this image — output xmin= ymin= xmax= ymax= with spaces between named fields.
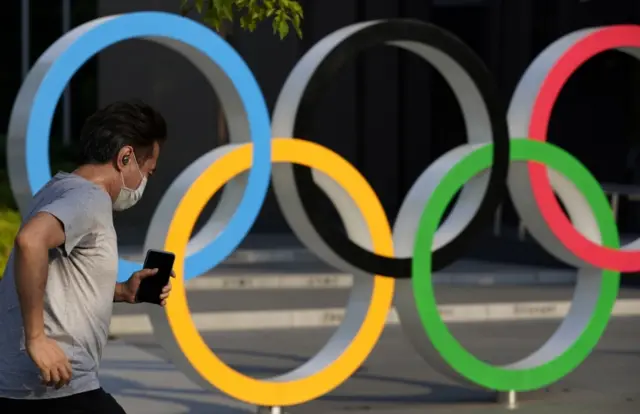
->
xmin=529 ymin=25 xmax=640 ymax=271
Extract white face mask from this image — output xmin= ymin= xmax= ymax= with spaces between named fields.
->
xmin=113 ymin=153 xmax=147 ymax=211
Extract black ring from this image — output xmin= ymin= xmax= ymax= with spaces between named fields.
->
xmin=292 ymin=20 xmax=509 ymax=277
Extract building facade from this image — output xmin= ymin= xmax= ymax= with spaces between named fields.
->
xmin=3 ymin=0 xmax=640 ymax=270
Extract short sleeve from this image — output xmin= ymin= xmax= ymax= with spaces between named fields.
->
xmin=39 ymin=189 xmax=98 ymax=255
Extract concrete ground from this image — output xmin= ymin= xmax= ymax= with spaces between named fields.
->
xmin=103 ymin=249 xmax=640 ymax=413
xmin=105 ymin=316 xmax=640 ymax=414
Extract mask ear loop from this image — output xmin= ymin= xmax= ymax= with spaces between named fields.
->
xmin=131 ymin=152 xmax=145 ymax=181
xmin=119 ymin=170 xmax=130 ymax=191
xmin=120 ymin=151 xmax=145 ymax=191
xmin=119 ymin=152 xmax=131 ymax=189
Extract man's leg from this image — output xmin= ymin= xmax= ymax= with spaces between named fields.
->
xmin=0 ymin=396 xmax=27 ymax=411
xmin=0 ymin=396 xmax=48 ymax=411
xmin=0 ymin=388 xmax=126 ymax=414
xmin=68 ymin=388 xmax=127 ymax=414
xmin=94 ymin=388 xmax=127 ymax=414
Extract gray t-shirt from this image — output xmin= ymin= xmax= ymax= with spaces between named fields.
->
xmin=0 ymin=172 xmax=118 ymax=399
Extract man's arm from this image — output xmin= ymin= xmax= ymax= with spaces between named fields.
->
xmin=15 ymin=191 xmax=94 ymax=389
xmin=14 ymin=212 xmax=66 ymax=342
xmin=113 ymin=283 xmax=128 ymax=303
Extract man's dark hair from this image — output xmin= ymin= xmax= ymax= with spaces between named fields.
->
xmin=78 ymin=99 xmax=167 ymax=164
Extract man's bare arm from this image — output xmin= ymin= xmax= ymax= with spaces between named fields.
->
xmin=113 ymin=282 xmax=127 ymax=303
xmin=14 ymin=212 xmax=66 ymax=341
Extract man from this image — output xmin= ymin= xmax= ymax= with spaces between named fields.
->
xmin=0 ymin=99 xmax=173 ymax=413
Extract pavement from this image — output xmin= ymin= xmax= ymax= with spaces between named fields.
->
xmin=109 ymin=261 xmax=640 ymax=335
xmin=100 ymin=341 xmax=254 ymax=414
xmin=110 ymin=282 xmax=640 ymax=334
xmin=119 ymin=244 xmax=579 ymax=284
xmin=109 ymin=255 xmax=590 ymax=335
xmin=102 ymin=242 xmax=640 ymax=412
xmin=104 ymin=317 xmax=640 ymax=413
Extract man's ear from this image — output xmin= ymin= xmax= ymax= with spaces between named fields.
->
xmin=115 ymin=146 xmax=134 ymax=171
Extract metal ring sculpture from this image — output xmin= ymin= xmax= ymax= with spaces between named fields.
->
xmin=7 ymin=11 xmax=635 ymax=407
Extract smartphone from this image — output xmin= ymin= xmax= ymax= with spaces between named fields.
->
xmin=135 ymin=249 xmax=175 ymax=305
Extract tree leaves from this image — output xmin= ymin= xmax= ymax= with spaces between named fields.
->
xmin=195 ymin=0 xmax=204 ymax=13
xmin=180 ymin=0 xmax=303 ymax=39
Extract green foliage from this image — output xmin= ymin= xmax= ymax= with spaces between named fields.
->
xmin=180 ymin=0 xmax=303 ymax=39
xmin=0 ymin=171 xmax=17 ymax=211
xmin=0 ymin=208 xmax=20 ymax=277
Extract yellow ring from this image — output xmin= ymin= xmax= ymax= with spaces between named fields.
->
xmin=163 ymin=138 xmax=395 ymax=406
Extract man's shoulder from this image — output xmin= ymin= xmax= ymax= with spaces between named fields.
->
xmin=27 ymin=173 xmax=112 ymax=222
xmin=36 ymin=173 xmax=109 ymax=207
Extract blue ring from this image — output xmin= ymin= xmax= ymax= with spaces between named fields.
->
xmin=23 ymin=12 xmax=272 ymax=282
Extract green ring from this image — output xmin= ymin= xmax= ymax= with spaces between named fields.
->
xmin=411 ymin=139 xmax=620 ymax=391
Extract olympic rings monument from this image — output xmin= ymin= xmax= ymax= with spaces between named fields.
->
xmin=6 ymin=10 xmax=640 ymax=410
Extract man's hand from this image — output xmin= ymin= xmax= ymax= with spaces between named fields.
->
xmin=26 ymin=335 xmax=72 ymax=389
xmin=116 ymin=268 xmax=175 ymax=306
